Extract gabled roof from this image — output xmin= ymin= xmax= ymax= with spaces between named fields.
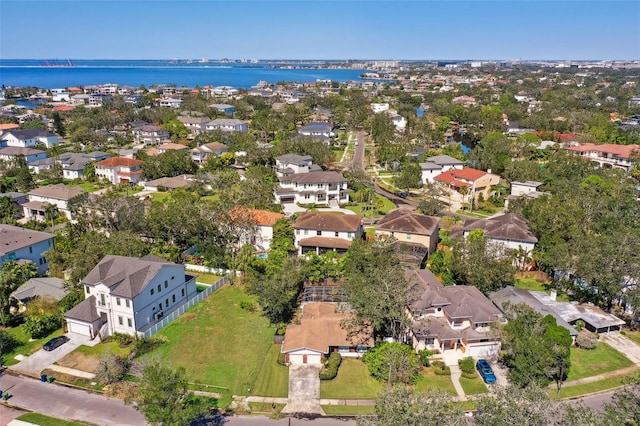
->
xmin=11 ymin=277 xmax=68 ymax=303
xmin=0 ymin=224 xmax=54 ymax=256
xmin=1 ymin=129 xmax=57 ymax=140
xmin=298 ymin=237 xmax=353 ymax=250
xmin=82 ymin=254 xmax=176 ymax=299
xmin=376 ymin=209 xmax=440 ymax=236
xmin=0 ymin=147 xmax=46 ymax=156
xmin=28 ymin=184 xmax=84 ymax=201
xmin=280 ymin=171 xmax=346 ymax=184
xmin=282 ymin=303 xmax=373 ymax=353
xmin=299 ymin=122 xmax=334 ymax=133
xmin=294 ymin=212 xmax=362 ymax=232
xmin=276 ymin=153 xmax=313 ymax=164
xmin=64 ymin=295 xmax=101 ymax=323
xmin=428 ymin=155 xmax=465 ymax=166
xmin=463 ymin=213 xmax=538 ymax=243
xmin=94 ymin=157 xmax=143 ymax=168
xmin=207 ymin=118 xmax=246 ymax=126
xmin=567 ymin=143 xmax=640 ymax=159
xmin=191 ymin=142 xmax=228 ymax=154
xmin=452 ymin=168 xmax=488 ymax=181
xmin=228 ymin=206 xmax=284 ymax=227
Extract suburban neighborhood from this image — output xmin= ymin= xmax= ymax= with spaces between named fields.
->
xmin=0 ymin=58 xmax=640 ymax=426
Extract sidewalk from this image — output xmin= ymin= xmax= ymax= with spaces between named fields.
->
xmin=448 ymin=365 xmax=466 ymax=397
xmin=47 ymin=365 xmax=95 ymax=379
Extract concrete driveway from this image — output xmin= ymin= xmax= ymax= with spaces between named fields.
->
xmin=601 ymin=331 xmax=640 ymax=364
xmin=282 ymin=365 xmax=324 ymax=415
xmin=9 ymin=333 xmax=98 ymax=377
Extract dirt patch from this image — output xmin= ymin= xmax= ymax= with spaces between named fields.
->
xmin=516 ymin=271 xmax=550 ymax=282
xmin=56 ymin=352 xmax=101 ymax=373
xmin=182 ymin=312 xmax=196 ymax=322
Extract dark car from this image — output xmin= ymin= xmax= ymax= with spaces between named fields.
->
xmin=476 ymin=359 xmax=497 ymax=384
xmin=397 ymin=191 xmax=408 ymax=198
xmin=43 ymin=336 xmax=70 ymax=351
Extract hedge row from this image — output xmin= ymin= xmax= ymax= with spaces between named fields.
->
xmin=319 ymin=352 xmax=342 ymax=380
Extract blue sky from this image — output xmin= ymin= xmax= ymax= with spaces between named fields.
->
xmin=1 ymin=1 xmax=639 ymax=60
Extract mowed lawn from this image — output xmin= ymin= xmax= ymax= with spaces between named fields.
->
xmin=253 ymin=344 xmax=288 ymax=397
xmin=146 ymin=285 xmax=276 ymax=408
xmin=567 ymin=342 xmax=634 ymax=381
xmin=320 ymin=359 xmax=383 ymax=399
xmin=414 ymin=367 xmax=457 ymax=396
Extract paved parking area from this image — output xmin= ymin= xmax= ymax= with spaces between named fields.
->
xmin=9 ymin=333 xmax=98 ymax=377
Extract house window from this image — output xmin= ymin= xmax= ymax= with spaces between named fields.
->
xmin=100 ymin=294 xmax=106 ymax=306
xmin=425 ymin=337 xmax=435 ymax=345
xmin=296 ymin=229 xmax=300 ymax=235
xmin=317 ymin=230 xmax=322 ymax=236
xmin=125 ymin=299 xmax=130 ymax=308
xmin=151 ymin=288 xmax=154 ymax=295
xmin=304 ymin=230 xmax=308 ymax=236
xmin=171 ymin=276 xmax=174 ymax=280
xmin=85 ymin=286 xmax=90 ymax=294
xmin=348 ymin=232 xmax=353 ymax=238
xmin=304 ymin=194 xmax=310 ymax=199
xmin=29 ymin=247 xmax=33 ymax=254
xmin=164 ymin=280 xmax=168 ymax=288
xmin=172 ymin=294 xmax=176 ymax=303
xmin=406 ymin=234 xmax=412 ymax=240
xmin=335 ymin=231 xmax=339 ymax=237
xmin=157 ymin=284 xmax=161 ymax=292
xmin=165 ymin=299 xmax=169 ymax=308
xmin=452 ymin=319 xmax=463 ymax=327
xmin=118 ymin=316 xmax=123 ymax=326
xmin=181 ymin=288 xmax=185 ymax=297
xmin=158 ymin=303 xmax=162 ymax=311
xmin=116 ymin=298 xmax=121 ymax=306
xmin=127 ymin=318 xmax=132 ymax=327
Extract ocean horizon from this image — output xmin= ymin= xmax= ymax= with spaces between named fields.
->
xmin=0 ymin=59 xmax=369 ymax=89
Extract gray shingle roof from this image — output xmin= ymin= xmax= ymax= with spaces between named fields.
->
xmin=463 ymin=213 xmax=538 ymax=243
xmin=64 ymin=295 xmax=101 ymax=322
xmin=11 ymin=277 xmax=68 ymax=303
xmin=82 ymin=254 xmax=174 ymax=298
xmin=28 ymin=184 xmax=84 ymax=201
xmin=0 ymin=224 xmax=54 ymax=256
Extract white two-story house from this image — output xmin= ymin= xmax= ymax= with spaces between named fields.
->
xmin=293 ymin=212 xmax=363 ymax=255
xmin=275 ymin=171 xmax=349 ymax=206
xmin=274 ymin=154 xmax=321 ymax=176
xmin=566 ymin=143 xmax=640 ymax=174
xmin=205 ymin=118 xmax=248 ymax=133
xmin=133 ymin=125 xmax=170 ymax=146
xmin=64 ymin=254 xmax=197 ymax=339
xmin=23 ymin=184 xmax=85 ymax=221
xmin=0 ymin=224 xmax=55 ymax=275
xmin=0 ymin=129 xmax=59 ymax=149
xmin=419 ymin=155 xmax=465 ymax=184
xmin=94 ymin=157 xmax=143 ymax=184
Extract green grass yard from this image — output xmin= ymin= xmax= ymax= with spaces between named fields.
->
xmin=515 ymin=278 xmax=570 ymax=302
xmin=553 ymin=373 xmax=634 ymax=399
xmin=144 ymin=285 xmax=276 ymax=409
xmin=253 ymin=344 xmax=289 ymax=397
xmin=1 ymin=325 xmax=64 ymax=366
xmin=623 ymin=330 xmax=640 ymax=346
xmin=16 ymin=413 xmax=90 ymax=426
xmin=345 ymin=194 xmax=396 ymax=218
xmin=567 ymin=342 xmax=634 ymax=381
xmin=193 ymin=273 xmax=224 ymax=284
xmin=459 ymin=375 xmax=489 ymax=395
xmin=320 ymin=358 xmax=383 ymax=399
xmin=414 ymin=367 xmax=457 ymax=396
xmin=322 ymin=405 xmax=376 ymax=415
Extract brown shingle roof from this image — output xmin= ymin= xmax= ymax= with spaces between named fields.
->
xmin=463 ymin=213 xmax=538 ymax=243
xmin=94 ymin=157 xmax=143 ymax=168
xmin=376 ymin=209 xmax=440 ymax=236
xmin=294 ymin=212 xmax=362 ymax=232
xmin=28 ymin=184 xmax=84 ymax=201
xmin=298 ymin=237 xmax=353 ymax=250
xmin=282 ymin=303 xmax=373 ymax=353
xmin=0 ymin=224 xmax=54 ymax=256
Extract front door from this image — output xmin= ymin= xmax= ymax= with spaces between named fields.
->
xmin=302 ymin=354 xmax=307 ymax=364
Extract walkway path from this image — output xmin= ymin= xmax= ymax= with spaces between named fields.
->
xmin=448 ymin=365 xmax=466 ymax=397
xmin=47 ymin=365 xmax=95 ymax=379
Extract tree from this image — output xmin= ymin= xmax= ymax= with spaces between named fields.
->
xmin=0 ymin=261 xmax=37 ymax=325
xmin=96 ymin=351 xmax=128 ymax=384
xmin=142 ymin=150 xmax=197 ymax=180
xmin=133 ymin=361 xmax=210 ymax=426
xmin=52 ymin=111 xmax=65 ymax=136
xmin=343 ymin=236 xmax=416 ymax=340
xmin=475 ymin=384 xmax=560 ymax=426
xmin=44 ymin=203 xmax=59 ymax=229
xmin=358 ymin=385 xmax=467 ymax=426
xmin=602 ymin=373 xmax=640 ymax=425
xmin=0 ymin=196 xmax=18 ymax=224
xmin=363 ymin=342 xmax=419 ymax=384
xmin=15 ymin=168 xmax=34 ymax=193
xmin=0 ymin=330 xmax=20 ymax=365
xmin=417 ymin=197 xmax=445 ymax=216
xmin=393 ymin=161 xmax=422 ymax=192
xmin=468 ymin=132 xmax=514 ymax=175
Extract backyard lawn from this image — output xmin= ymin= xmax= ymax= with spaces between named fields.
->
xmin=253 ymin=344 xmax=289 ymax=397
xmin=2 ymin=325 xmax=64 ymax=366
xmin=145 ymin=285 xmax=276 ymax=409
xmin=320 ymin=358 xmax=383 ymax=399
xmin=193 ymin=273 xmax=223 ymax=284
xmin=345 ymin=194 xmax=396 ymax=218
xmin=567 ymin=342 xmax=634 ymax=381
xmin=413 ymin=366 xmax=457 ymax=396
xmin=515 ymin=278 xmax=570 ymax=301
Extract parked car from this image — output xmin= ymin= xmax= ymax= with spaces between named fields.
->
xmin=476 ymin=359 xmax=496 ymax=384
xmin=43 ymin=336 xmax=70 ymax=351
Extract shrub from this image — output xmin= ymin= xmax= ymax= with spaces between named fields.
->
xmin=24 ymin=314 xmax=59 ymax=339
xmin=363 ymin=342 xmax=419 ymax=384
xmin=274 ymin=323 xmax=287 ymax=336
xmin=575 ymin=320 xmax=585 ymax=332
xmin=111 ymin=332 xmax=135 ymax=347
xmin=277 ymin=351 xmax=287 ymax=366
xmin=431 ymin=360 xmax=451 ymax=375
xmin=575 ymin=331 xmax=598 ymax=350
xmin=96 ymin=351 xmax=129 ymax=384
xmin=0 ymin=330 xmax=20 ymax=362
xmin=418 ymin=349 xmax=433 ymax=367
xmin=319 ymin=352 xmax=342 ymax=380
xmin=458 ymin=356 xmax=475 ymax=375
xmin=240 ymin=300 xmax=256 ymax=312
xmin=130 ymin=336 xmax=167 ymax=358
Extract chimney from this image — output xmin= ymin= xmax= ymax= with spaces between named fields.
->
xmin=487 ymin=168 xmax=492 ymax=174
xmin=550 ymin=289 xmax=557 ymax=301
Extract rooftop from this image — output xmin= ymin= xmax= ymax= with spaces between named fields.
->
xmin=294 ymin=211 xmax=362 ymax=232
xmin=0 ymin=224 xmax=54 ymax=256
xmin=28 ymin=183 xmax=84 ymax=201
xmin=376 ymin=208 xmax=440 ymax=236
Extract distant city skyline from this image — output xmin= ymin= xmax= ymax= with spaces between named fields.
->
xmin=1 ymin=1 xmax=639 ymax=60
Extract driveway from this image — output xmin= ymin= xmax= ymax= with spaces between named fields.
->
xmin=282 ymin=365 xmax=324 ymax=415
xmin=601 ymin=331 xmax=640 ymax=364
xmin=9 ymin=333 xmax=98 ymax=377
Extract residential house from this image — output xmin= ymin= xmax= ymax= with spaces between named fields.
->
xmin=177 ymin=116 xmax=210 ymax=138
xmin=64 ymin=254 xmax=197 ymax=338
xmin=566 ymin=143 xmax=640 ymax=174
xmin=0 ymin=129 xmax=59 ymax=149
xmin=10 ymin=277 xmax=68 ymax=311
xmin=71 ymin=94 xmax=91 ymax=106
xmin=274 ymin=154 xmax=321 ymax=176
xmin=133 ymin=125 xmax=170 ymax=146
xmin=434 ymin=167 xmax=501 ymax=203
xmin=375 ymin=209 xmax=440 ymax=266
xmin=29 ymin=152 xmax=110 ymax=180
xmin=462 ymin=213 xmax=537 ymax=254
xmin=94 ymin=157 xmax=143 ymax=184
xmin=0 ymin=192 xmax=27 ymax=218
xmin=158 ymin=98 xmax=183 ymax=108
xmin=281 ymin=302 xmax=373 ymax=366
xmin=190 ymin=142 xmax=229 ymax=164
xmin=407 ymin=268 xmax=503 ymax=360
xmin=23 ymin=184 xmax=85 ymax=221
xmin=419 ymin=155 xmax=465 ymax=184
xmin=297 ymin=122 xmax=336 ymax=139
xmin=276 ymin=171 xmax=349 ymax=206
xmin=143 ymin=175 xmax=194 ymax=192
xmin=0 ymin=147 xmax=47 ymax=164
xmin=371 ymin=103 xmax=390 ymax=113
xmin=205 ymin=118 xmax=248 ymax=133
xmin=0 ymin=224 xmax=55 ymax=274
xmin=228 ymin=206 xmax=284 ymax=251
xmin=89 ymin=94 xmax=113 ymax=107
xmin=152 ymin=142 xmax=189 ymax=156
xmin=209 ymin=103 xmax=235 ymax=114
xmin=293 ymin=212 xmax=363 ymax=255
xmin=210 ymin=86 xmax=239 ymax=97
xmin=505 ymin=181 xmax=549 ymax=208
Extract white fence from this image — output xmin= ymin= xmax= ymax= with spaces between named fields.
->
xmin=141 ymin=275 xmax=229 ymax=338
xmin=184 ymin=263 xmax=234 ymax=276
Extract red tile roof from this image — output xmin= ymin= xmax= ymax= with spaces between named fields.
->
xmin=94 ymin=157 xmax=143 ymax=168
xmin=228 ymin=206 xmax=284 ymax=226
xmin=452 ymin=168 xmax=487 ymax=181
xmin=434 ymin=171 xmax=470 ymax=187
xmin=567 ymin=143 xmax=640 ymax=159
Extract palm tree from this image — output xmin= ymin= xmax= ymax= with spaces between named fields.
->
xmin=43 ymin=203 xmax=59 ymax=229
